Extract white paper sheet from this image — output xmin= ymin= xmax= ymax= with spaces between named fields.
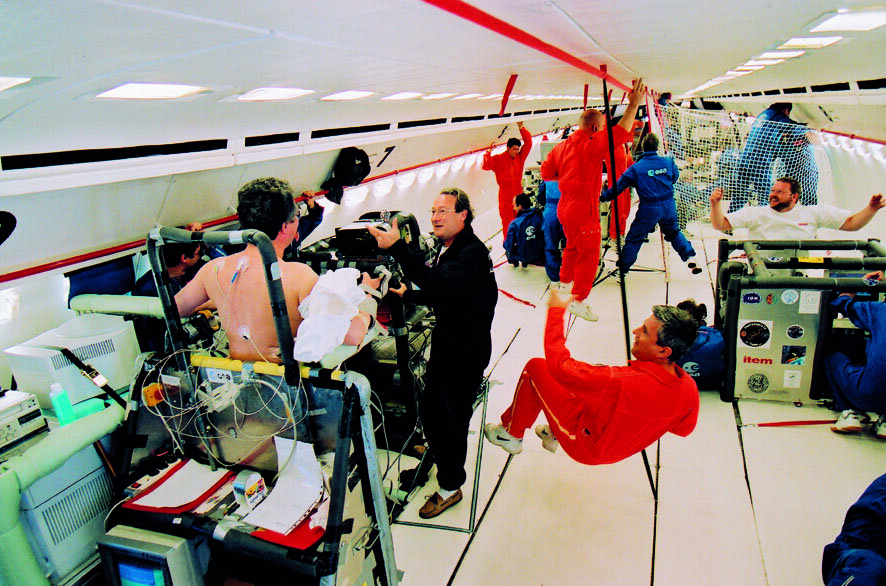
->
xmin=242 ymin=438 xmax=323 ymax=534
xmin=131 ymin=460 xmax=230 ymax=509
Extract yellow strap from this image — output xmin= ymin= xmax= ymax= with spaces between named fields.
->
xmin=189 ymin=354 xmax=344 ymax=381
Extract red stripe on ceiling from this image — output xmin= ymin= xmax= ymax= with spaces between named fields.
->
xmin=421 ymin=0 xmax=631 ymax=92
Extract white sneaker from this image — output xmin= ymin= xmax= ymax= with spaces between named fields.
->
xmin=875 ymin=415 xmax=886 ymax=440
xmin=483 ymin=423 xmax=523 ymax=454
xmin=534 ymin=424 xmax=559 ymax=453
xmin=831 ymin=410 xmax=868 ymax=434
xmin=567 ymin=299 xmax=599 ymax=321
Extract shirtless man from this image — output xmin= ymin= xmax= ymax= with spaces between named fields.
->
xmin=175 ymin=177 xmax=375 ymax=362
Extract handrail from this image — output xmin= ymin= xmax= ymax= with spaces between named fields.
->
xmin=821 ymin=129 xmax=886 ymax=147
xmin=0 ymin=132 xmax=548 ymax=285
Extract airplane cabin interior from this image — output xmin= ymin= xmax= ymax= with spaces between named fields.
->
xmin=1 ymin=2 xmax=885 ymax=585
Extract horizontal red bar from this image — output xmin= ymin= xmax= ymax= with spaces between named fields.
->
xmin=1 ymin=240 xmax=146 ymax=284
xmin=821 ymin=129 xmax=886 ymax=147
xmin=753 ymin=420 xmax=837 ymax=428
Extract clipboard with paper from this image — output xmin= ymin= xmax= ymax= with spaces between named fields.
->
xmin=242 ymin=438 xmax=325 ymax=535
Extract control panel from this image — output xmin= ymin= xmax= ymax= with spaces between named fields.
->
xmin=0 ymin=390 xmax=47 ymax=451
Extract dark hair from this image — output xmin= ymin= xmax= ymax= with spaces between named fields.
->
xmin=769 ymin=102 xmax=792 ymax=114
xmin=775 ymin=176 xmax=801 ymax=196
xmin=676 ymin=299 xmax=707 ymax=327
xmin=439 ymin=187 xmax=474 ymax=225
xmin=236 ymin=177 xmax=296 ymax=239
xmin=162 ymin=242 xmax=200 ymax=268
xmin=651 ymin=305 xmax=700 ymax=362
xmin=506 ymin=138 xmax=522 ymax=149
xmin=641 ymin=133 xmax=660 ymax=152
xmin=515 ymin=193 xmax=532 ymax=210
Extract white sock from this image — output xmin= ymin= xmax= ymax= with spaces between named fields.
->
xmin=438 ymin=487 xmax=458 ymax=499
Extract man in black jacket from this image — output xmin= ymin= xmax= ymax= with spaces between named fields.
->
xmin=368 ymin=187 xmax=498 ymax=518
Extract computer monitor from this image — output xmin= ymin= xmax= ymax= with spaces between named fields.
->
xmin=97 ymin=525 xmax=206 ymax=586
xmin=3 ymin=314 xmax=140 ymax=409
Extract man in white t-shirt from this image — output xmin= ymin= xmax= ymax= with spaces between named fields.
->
xmin=710 ymin=176 xmax=883 ymax=240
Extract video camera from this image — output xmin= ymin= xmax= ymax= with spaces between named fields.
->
xmin=297 ymin=211 xmax=431 ymax=277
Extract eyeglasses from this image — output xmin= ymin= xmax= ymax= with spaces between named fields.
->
xmin=430 ymin=208 xmax=456 ymax=217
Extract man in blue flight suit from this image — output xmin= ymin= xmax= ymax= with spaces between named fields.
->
xmin=504 ymin=193 xmax=544 ymax=268
xmin=538 ymin=180 xmax=565 ymax=283
xmin=826 ymin=272 xmax=886 ymax=437
xmin=822 ymin=472 xmax=886 ymax=585
xmin=601 ymin=133 xmax=701 ymax=275
xmin=733 ymin=102 xmax=815 ymax=212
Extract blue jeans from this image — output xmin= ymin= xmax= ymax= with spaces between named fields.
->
xmin=732 ymin=155 xmax=774 ymax=212
xmin=825 ymin=352 xmax=884 ymax=413
xmin=824 ymin=548 xmax=886 ymax=586
xmin=620 ymin=200 xmax=695 ymax=270
xmin=543 ymin=198 xmax=564 ymax=281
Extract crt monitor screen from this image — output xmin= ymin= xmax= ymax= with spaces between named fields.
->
xmin=97 ymin=525 xmax=204 ymax=586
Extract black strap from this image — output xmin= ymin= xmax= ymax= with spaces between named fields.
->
xmin=41 ymin=345 xmax=127 ymax=408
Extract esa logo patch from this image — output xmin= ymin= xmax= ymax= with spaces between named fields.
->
xmin=682 ymin=362 xmax=700 ymax=377
xmin=742 ymin=292 xmax=761 ymax=304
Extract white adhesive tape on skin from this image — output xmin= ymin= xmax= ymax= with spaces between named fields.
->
xmin=233 ymin=470 xmax=267 ymax=511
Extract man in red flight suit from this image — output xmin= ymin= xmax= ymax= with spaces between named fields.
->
xmin=483 ymin=290 xmax=700 ymax=464
xmin=482 ymin=121 xmax=533 ymax=236
xmin=608 ymin=143 xmax=634 ymax=243
xmin=540 ymin=79 xmax=645 ymax=321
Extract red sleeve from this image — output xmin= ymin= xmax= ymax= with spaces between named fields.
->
xmin=517 ymin=126 xmax=533 ymax=166
xmin=669 ymin=379 xmax=700 ymax=437
xmin=481 ymin=150 xmax=494 ymax=171
xmin=613 ymin=124 xmax=632 ymax=145
xmin=540 ymin=143 xmax=560 ymax=181
xmin=544 ymin=307 xmax=613 ymax=392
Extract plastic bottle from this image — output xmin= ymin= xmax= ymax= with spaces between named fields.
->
xmin=49 ymin=383 xmax=75 ymax=426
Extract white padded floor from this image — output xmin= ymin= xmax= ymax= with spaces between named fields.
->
xmin=385 ymin=209 xmax=886 ymax=586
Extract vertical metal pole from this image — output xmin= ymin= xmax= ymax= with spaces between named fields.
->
xmin=602 ymin=75 xmax=656 ymax=500
xmin=601 ymin=75 xmax=634 ymax=367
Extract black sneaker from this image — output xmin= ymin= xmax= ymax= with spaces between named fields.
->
xmin=687 ymin=261 xmax=702 ymax=275
xmin=399 ymin=467 xmax=429 ymax=491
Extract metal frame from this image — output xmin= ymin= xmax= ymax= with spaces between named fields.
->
xmin=715 ymin=238 xmax=886 ymax=403
xmin=131 ymin=227 xmax=401 ymax=584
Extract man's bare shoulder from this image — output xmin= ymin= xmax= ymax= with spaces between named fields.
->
xmin=280 ymin=259 xmax=319 ymax=278
xmin=280 ymin=260 xmax=319 ymax=295
xmin=192 ymin=255 xmax=228 ymax=281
